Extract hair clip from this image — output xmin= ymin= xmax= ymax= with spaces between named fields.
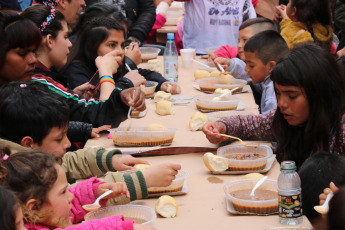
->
xmin=20 ymin=84 xmax=27 ymax=88
xmin=39 ymin=0 xmax=59 ymax=32
xmin=2 ymin=154 xmax=9 ymax=161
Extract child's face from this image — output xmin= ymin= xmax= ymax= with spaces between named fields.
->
xmin=237 ymin=27 xmax=255 ymax=61
xmin=244 ymin=51 xmax=273 ymax=83
xmin=0 ymin=46 xmax=36 ymax=83
xmin=275 ymin=83 xmax=310 ymax=126
xmin=39 ymin=164 xmax=74 ymax=228
xmin=97 ymin=29 xmax=125 ymax=65
xmin=32 ymin=125 xmax=71 ymax=158
xmin=61 ymin=0 xmax=85 ymax=25
xmin=49 ymin=21 xmax=72 ymax=67
xmin=15 ymin=207 xmax=27 ymax=230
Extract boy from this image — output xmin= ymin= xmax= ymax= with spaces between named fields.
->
xmin=0 ymin=81 xmax=181 ymax=204
xmin=243 ymin=30 xmax=289 ymax=114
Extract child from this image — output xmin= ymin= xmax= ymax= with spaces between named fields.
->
xmin=203 ymin=43 xmax=345 ymax=168
xmin=276 ymin=0 xmax=333 ymax=51
xmin=0 ymin=184 xmax=26 ymax=230
xmin=0 ymin=150 xmax=156 ymax=230
xmin=0 ymin=10 xmax=146 ymax=128
xmin=0 ymin=81 xmax=181 ymax=205
xmin=241 ymin=30 xmax=289 ymax=114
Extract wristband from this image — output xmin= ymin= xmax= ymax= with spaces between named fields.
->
xmin=100 ymin=75 xmax=115 ymax=85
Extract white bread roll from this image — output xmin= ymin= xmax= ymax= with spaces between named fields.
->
xmin=210 ymin=70 xmax=221 ymax=78
xmin=167 ymin=84 xmax=172 ymax=93
xmin=214 ymin=88 xmax=230 ymax=95
xmin=194 ymin=70 xmax=210 ymax=80
xmin=203 ymin=152 xmax=228 ymax=172
xmin=145 ymin=123 xmax=166 ymax=131
xmin=156 ymin=101 xmax=175 ymax=115
xmin=242 ymin=173 xmax=265 ymax=180
xmin=218 ymin=73 xmax=234 ymax=84
xmin=189 ymin=112 xmax=209 ymax=131
xmin=155 ymin=195 xmax=178 ymax=218
xmin=134 ymin=164 xmax=151 ymax=171
xmin=154 ymin=91 xmax=172 ymax=102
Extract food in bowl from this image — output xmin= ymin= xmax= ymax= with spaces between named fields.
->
xmin=224 ymin=179 xmax=278 ymax=214
xmin=140 ymin=47 xmax=160 ymax=62
xmin=218 ymin=73 xmax=234 ymax=84
xmin=140 ymin=81 xmax=158 ymax=97
xmin=195 ymin=77 xmax=246 ymax=93
xmin=194 ymin=94 xmax=241 ymax=112
xmin=224 ymin=153 xmax=267 ymax=160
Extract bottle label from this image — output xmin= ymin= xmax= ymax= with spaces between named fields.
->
xmin=278 ymin=194 xmax=302 ymax=218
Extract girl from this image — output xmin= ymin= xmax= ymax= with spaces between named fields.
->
xmin=203 ymin=43 xmax=345 ymax=168
xmin=0 ymin=150 xmax=156 ymax=230
xmin=0 ymin=183 xmax=26 ymax=230
xmin=275 ymin=0 xmax=333 ymax=51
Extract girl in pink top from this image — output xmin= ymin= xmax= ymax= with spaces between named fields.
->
xmin=0 ymin=150 xmax=156 ymax=230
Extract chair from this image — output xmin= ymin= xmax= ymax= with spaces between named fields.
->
xmin=142 ymin=44 xmax=165 ymax=55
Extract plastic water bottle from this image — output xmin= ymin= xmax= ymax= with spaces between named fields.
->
xmin=164 ymin=33 xmax=178 ymax=82
xmin=278 ymin=161 xmax=303 ymax=225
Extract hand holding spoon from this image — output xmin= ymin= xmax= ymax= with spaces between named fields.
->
xmin=82 ymin=190 xmax=113 ymax=212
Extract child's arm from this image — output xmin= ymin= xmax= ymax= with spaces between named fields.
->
xmin=260 ymin=81 xmax=277 ymax=115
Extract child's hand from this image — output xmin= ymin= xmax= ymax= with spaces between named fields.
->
xmin=95 ymin=49 xmax=123 ymax=76
xmin=124 ymin=70 xmax=147 ymax=87
xmin=202 ymin=121 xmax=228 ymax=144
xmin=133 ymin=224 xmax=157 ymax=230
xmin=160 ymin=81 xmax=181 ymax=94
xmin=126 ymin=42 xmax=142 ymax=66
xmin=97 ymin=182 xmax=130 ymax=199
xmin=319 ymin=182 xmax=339 ymax=205
xmin=91 ymin=125 xmax=111 ymax=138
xmin=112 ymin=154 xmax=149 ymax=171
xmin=213 ymin=57 xmax=230 ymax=72
xmin=275 ymin=5 xmax=288 ymax=21
xmin=142 ymin=163 xmax=181 ymax=188
xmin=73 ymin=82 xmax=97 ymax=98
xmin=337 ymin=47 xmax=345 ymax=57
xmin=120 ymin=87 xmax=146 ymax=112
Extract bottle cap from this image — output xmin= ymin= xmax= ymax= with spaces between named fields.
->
xmin=280 ymin=161 xmax=296 ymax=171
xmin=167 ymin=33 xmax=174 ymax=40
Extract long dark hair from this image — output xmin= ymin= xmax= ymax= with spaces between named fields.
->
xmin=0 ymin=184 xmax=19 ymax=230
xmin=271 ymin=44 xmax=345 ymax=168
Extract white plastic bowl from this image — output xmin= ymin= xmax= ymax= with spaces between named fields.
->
xmin=194 ymin=94 xmax=241 ymax=112
xmin=140 ymin=47 xmax=160 ymax=62
xmin=141 ymin=81 xmax=158 ymax=97
xmin=84 ymin=204 xmax=156 ymax=226
xmin=148 ymin=170 xmax=189 ymax=194
xmin=206 ymin=111 xmax=253 ymax=122
xmin=195 ymin=77 xmax=247 ymax=93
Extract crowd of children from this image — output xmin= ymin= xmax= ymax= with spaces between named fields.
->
xmin=1 ymin=0 xmax=345 ymax=229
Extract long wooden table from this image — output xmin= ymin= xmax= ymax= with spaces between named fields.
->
xmin=85 ymin=57 xmax=312 ymax=230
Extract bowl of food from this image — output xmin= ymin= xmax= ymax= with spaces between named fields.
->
xmin=140 ymin=47 xmax=160 ymax=62
xmin=206 ymin=111 xmax=253 ymax=122
xmin=148 ymin=170 xmax=189 ymax=194
xmin=224 ymin=179 xmax=278 ymax=214
xmin=217 ymin=144 xmax=273 ymax=171
xmin=110 ymin=127 xmax=177 ymax=146
xmin=84 ymin=204 xmax=156 ymax=226
xmin=140 ymin=81 xmax=158 ymax=97
xmin=195 ymin=77 xmax=247 ymax=93
xmin=194 ymin=94 xmax=241 ymax=112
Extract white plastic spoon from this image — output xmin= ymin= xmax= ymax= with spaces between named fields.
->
xmin=82 ymin=190 xmax=113 ymax=212
xmin=217 ymin=63 xmax=225 ymax=72
xmin=250 ymin=176 xmax=268 ymax=197
xmin=212 ymin=87 xmax=240 ymax=101
xmin=314 ymin=191 xmax=334 ymax=214
xmin=192 ymin=59 xmax=211 ymax=69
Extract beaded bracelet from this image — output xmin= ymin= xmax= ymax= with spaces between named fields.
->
xmin=99 ymin=75 xmax=115 ymax=85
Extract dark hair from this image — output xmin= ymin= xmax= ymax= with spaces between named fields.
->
xmin=66 ymin=16 xmax=125 ymax=73
xmin=298 ymin=152 xmax=345 ymax=224
xmin=21 ymin=5 xmax=66 ymax=38
xmin=244 ymin=30 xmax=289 ymax=64
xmin=71 ymin=2 xmax=129 ymax=37
xmin=0 ymin=10 xmax=41 ymax=70
xmin=328 ymin=186 xmax=345 ymax=230
xmin=0 ymin=150 xmax=59 ymax=223
xmin=239 ymin=17 xmax=276 ymax=33
xmin=0 ymin=185 xmax=19 ymax=230
xmin=271 ymin=44 xmax=345 ymax=168
xmin=0 ymin=81 xmax=69 ymax=145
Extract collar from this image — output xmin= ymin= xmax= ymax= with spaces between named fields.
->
xmin=35 ymin=60 xmax=51 ymax=72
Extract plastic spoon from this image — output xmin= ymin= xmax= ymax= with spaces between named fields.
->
xmin=219 ymin=134 xmax=258 ymax=148
xmin=314 ymin=191 xmax=334 ymax=214
xmin=250 ymin=176 xmax=268 ymax=197
xmin=125 ymin=89 xmax=136 ymax=131
xmin=212 ymin=87 xmax=239 ymax=101
xmin=192 ymin=59 xmax=211 ymax=69
xmin=217 ymin=63 xmax=225 ymax=72
xmin=82 ymin=190 xmax=113 ymax=212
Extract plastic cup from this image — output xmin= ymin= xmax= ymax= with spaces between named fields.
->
xmin=180 ymin=48 xmax=195 ymax=68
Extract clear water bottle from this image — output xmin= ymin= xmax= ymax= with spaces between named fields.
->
xmin=278 ymin=161 xmax=303 ymax=225
xmin=164 ymin=33 xmax=178 ymax=82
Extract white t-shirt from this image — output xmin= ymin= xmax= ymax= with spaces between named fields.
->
xmin=183 ymin=0 xmax=256 ymax=54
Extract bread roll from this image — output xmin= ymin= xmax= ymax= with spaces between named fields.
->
xmin=210 ymin=70 xmax=221 ymax=78
xmin=134 ymin=164 xmax=151 ymax=171
xmin=130 ymin=110 xmax=140 ymax=117
xmin=155 ymin=195 xmax=178 ymax=218
xmin=203 ymin=152 xmax=228 ymax=172
xmin=214 ymin=88 xmax=230 ymax=95
xmin=242 ymin=173 xmax=265 ymax=180
xmin=154 ymin=91 xmax=172 ymax=102
xmin=194 ymin=70 xmax=210 ymax=80
xmin=189 ymin=111 xmax=209 ymax=131
xmin=218 ymin=73 xmax=234 ymax=84
xmin=145 ymin=123 xmax=166 ymax=131
xmin=167 ymin=84 xmax=172 ymax=93
xmin=156 ymin=101 xmax=175 ymax=115
xmin=148 ymin=59 xmax=160 ymax=65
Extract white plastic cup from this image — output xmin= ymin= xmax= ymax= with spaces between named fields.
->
xmin=180 ymin=48 xmax=195 ymax=68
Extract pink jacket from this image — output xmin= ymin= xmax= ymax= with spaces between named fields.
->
xmin=214 ymin=45 xmax=238 ymax=59
xmin=25 ymin=177 xmax=134 ymax=230
xmin=145 ymin=14 xmax=166 ymax=44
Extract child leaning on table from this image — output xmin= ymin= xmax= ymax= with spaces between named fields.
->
xmin=0 ymin=81 xmax=181 ymax=205
xmin=0 ymin=150 xmax=156 ymax=230
xmin=203 ymin=43 xmax=345 ymax=169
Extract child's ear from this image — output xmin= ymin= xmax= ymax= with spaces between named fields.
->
xmin=26 ymin=198 xmax=41 ymax=211
xmin=58 ymin=0 xmax=67 ymax=9
xmin=45 ymin=34 xmax=55 ymax=49
xmin=267 ymin=61 xmax=277 ymax=73
xmin=290 ymin=6 xmax=297 ymax=19
xmin=20 ymin=136 xmax=35 ymax=148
